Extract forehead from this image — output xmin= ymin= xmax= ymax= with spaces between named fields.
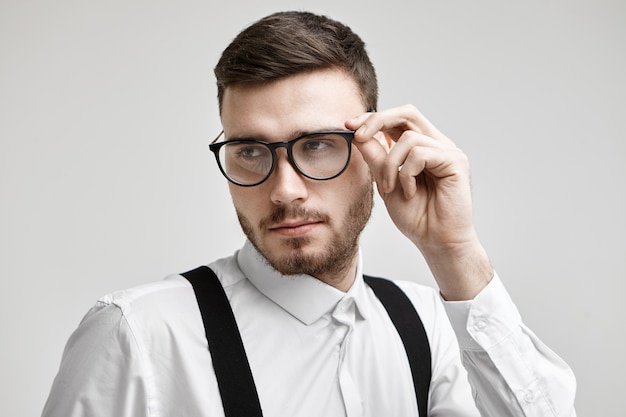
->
xmin=220 ymin=69 xmax=365 ymax=141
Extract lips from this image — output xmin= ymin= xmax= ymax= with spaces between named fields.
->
xmin=268 ymin=219 xmax=324 ymax=237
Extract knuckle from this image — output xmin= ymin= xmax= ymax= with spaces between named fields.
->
xmin=400 ymin=103 xmax=418 ymax=113
xmin=407 ymin=146 xmax=426 ymax=160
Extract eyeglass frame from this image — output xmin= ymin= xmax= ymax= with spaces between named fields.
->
xmin=209 ymin=130 xmax=356 ymax=187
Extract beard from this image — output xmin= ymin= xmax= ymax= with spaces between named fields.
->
xmin=236 ymin=182 xmax=374 ymax=279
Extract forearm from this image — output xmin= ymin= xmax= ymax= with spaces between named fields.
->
xmin=421 ymin=238 xmax=494 ymax=301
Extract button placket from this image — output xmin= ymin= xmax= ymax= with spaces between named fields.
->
xmin=331 ymin=298 xmax=362 ymax=417
xmin=332 ymin=299 xmax=355 ymax=350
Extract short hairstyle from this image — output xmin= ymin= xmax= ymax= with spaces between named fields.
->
xmin=214 ymin=11 xmax=378 ymax=113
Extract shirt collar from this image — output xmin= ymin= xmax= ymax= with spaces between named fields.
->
xmin=237 ymin=240 xmax=370 ymax=325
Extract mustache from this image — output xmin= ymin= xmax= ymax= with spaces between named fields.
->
xmin=259 ymin=205 xmax=331 ymax=230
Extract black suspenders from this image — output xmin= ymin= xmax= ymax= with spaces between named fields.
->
xmin=363 ymin=275 xmax=432 ymax=416
xmin=182 ymin=266 xmax=263 ymax=417
xmin=182 ymin=266 xmax=432 ymax=417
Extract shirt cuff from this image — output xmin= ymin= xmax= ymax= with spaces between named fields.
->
xmin=442 ymin=273 xmax=522 ymax=351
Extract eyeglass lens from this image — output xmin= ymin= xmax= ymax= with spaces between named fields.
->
xmin=217 ymin=133 xmax=351 ymax=185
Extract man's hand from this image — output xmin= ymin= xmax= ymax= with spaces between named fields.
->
xmin=346 ymin=105 xmax=493 ymax=300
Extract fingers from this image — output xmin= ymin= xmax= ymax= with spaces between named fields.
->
xmin=348 ymin=130 xmax=389 ymax=185
xmin=346 ymin=104 xmax=451 ymax=144
xmin=347 ymin=105 xmax=465 ymax=196
xmin=396 ymin=141 xmax=468 ymax=199
xmin=386 ymin=132 xmax=467 ymax=198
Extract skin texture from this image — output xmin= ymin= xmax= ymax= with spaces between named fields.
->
xmin=221 ymin=68 xmax=493 ymax=299
xmin=346 ymin=107 xmax=493 ymax=300
xmin=221 ymin=69 xmax=373 ymax=292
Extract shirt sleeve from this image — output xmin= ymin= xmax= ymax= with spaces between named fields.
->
xmin=442 ymin=273 xmax=577 ymax=417
xmin=41 ymin=301 xmax=154 ymax=417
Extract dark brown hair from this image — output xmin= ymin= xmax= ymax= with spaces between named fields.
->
xmin=214 ymin=11 xmax=378 ymax=112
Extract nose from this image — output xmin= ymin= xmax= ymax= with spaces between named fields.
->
xmin=268 ymin=152 xmax=309 ymax=205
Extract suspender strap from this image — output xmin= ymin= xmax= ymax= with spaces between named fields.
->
xmin=364 ymin=275 xmax=432 ymax=417
xmin=182 ymin=266 xmax=432 ymax=417
xmin=182 ymin=266 xmax=263 ymax=417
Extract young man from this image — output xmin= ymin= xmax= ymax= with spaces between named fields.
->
xmin=42 ymin=11 xmax=577 ymax=417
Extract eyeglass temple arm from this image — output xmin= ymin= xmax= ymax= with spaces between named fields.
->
xmin=211 ymin=130 xmax=225 ymax=145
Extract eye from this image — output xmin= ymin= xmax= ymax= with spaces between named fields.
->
xmin=299 ymin=137 xmax=337 ymax=153
xmin=230 ymin=143 xmax=268 ymax=160
xmin=239 ymin=147 xmax=261 ymax=158
xmin=222 ymin=142 xmax=272 ymax=178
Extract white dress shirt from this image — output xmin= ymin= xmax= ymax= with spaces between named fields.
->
xmin=42 ymin=241 xmax=577 ymax=416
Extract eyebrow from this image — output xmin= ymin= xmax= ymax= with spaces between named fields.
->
xmin=225 ymin=127 xmax=347 ymax=143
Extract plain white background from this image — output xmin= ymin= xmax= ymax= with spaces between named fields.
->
xmin=1 ymin=0 xmax=624 ymax=415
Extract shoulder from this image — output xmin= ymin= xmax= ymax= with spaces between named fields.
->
xmin=96 ymin=275 xmax=193 ymax=316
xmin=387 ymin=279 xmax=442 ymax=317
xmin=65 ymin=275 xmax=200 ymax=360
xmin=44 ymin=257 xmax=245 ymax=417
xmin=383 ymin=279 xmax=455 ymax=345
xmin=79 ymin=251 xmax=247 ymax=343
xmin=45 ymin=277 xmax=197 ymax=417
xmin=363 ymin=276 xmax=445 ymax=333
xmin=91 ymin=250 xmax=244 ymax=316
xmin=391 ymin=279 xmax=440 ymax=300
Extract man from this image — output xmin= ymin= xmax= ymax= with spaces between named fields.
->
xmin=42 ymin=11 xmax=576 ymax=417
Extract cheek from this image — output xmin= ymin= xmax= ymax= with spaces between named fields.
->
xmin=229 ymin=188 xmax=261 ymax=219
xmin=347 ymin=151 xmax=374 ymax=185
xmin=331 ymin=158 xmax=372 ymax=209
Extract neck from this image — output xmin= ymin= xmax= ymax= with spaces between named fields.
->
xmin=315 ymin=254 xmax=359 ymax=293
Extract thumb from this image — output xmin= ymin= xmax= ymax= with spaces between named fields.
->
xmin=351 ymin=132 xmax=389 ymax=186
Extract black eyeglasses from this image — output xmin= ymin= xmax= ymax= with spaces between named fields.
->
xmin=209 ymin=130 xmax=355 ymax=186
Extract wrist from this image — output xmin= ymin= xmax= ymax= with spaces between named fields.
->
xmin=420 ymin=240 xmax=494 ymax=301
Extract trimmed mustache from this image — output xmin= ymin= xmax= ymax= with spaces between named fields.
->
xmin=259 ymin=205 xmax=331 ymax=230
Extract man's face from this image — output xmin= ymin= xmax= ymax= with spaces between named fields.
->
xmin=220 ymin=69 xmax=373 ymax=281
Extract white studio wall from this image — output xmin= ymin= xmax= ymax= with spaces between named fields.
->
xmin=1 ymin=1 xmax=624 ymax=416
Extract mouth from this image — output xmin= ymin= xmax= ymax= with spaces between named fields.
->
xmin=268 ymin=219 xmax=324 ymax=237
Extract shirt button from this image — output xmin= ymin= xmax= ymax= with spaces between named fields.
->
xmin=523 ymin=390 xmax=534 ymax=403
xmin=474 ymin=319 xmax=487 ymax=331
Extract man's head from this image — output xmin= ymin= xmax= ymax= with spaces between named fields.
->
xmin=214 ymin=11 xmax=378 ymax=113
xmin=215 ymin=12 xmax=377 ymax=287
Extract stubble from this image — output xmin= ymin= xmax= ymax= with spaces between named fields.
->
xmin=236 ymin=182 xmax=374 ymax=280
